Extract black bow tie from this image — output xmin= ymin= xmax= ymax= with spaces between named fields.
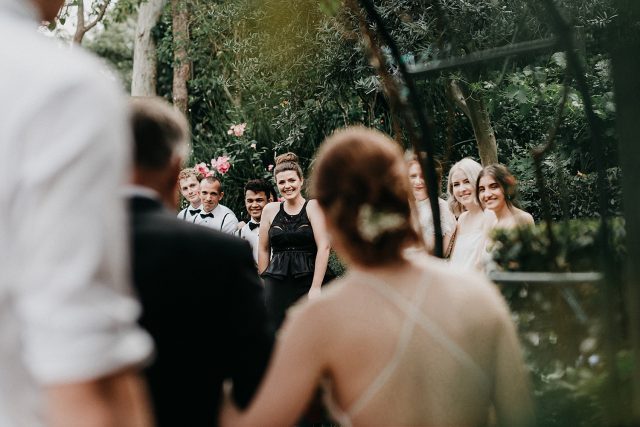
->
xmin=200 ymin=212 xmax=214 ymax=219
xmin=189 ymin=209 xmax=201 ymax=215
xmin=248 ymin=222 xmax=260 ymax=230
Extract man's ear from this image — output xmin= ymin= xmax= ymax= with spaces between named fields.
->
xmin=219 ymin=191 xmax=224 ymax=200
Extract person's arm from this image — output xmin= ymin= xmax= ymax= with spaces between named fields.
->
xmin=258 ymin=203 xmax=277 ymax=274
xmin=220 ymin=302 xmax=328 ymax=427
xmin=46 ymin=370 xmax=153 ymax=427
xmin=306 ymin=200 xmax=330 ymax=299
xmin=221 ymin=211 xmax=240 ymax=235
xmin=13 ymin=65 xmax=153 ymax=424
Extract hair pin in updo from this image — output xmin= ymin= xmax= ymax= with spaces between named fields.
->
xmin=357 ymin=204 xmax=405 ymax=242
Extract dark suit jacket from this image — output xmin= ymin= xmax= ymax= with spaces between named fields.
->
xmin=129 ymin=195 xmax=273 ymax=426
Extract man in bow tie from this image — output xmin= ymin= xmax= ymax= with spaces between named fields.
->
xmin=127 ymin=97 xmax=273 ymax=426
xmin=195 ymin=176 xmax=239 ymax=234
xmin=177 ymin=168 xmax=202 ymax=222
xmin=237 ymin=179 xmax=270 ymax=264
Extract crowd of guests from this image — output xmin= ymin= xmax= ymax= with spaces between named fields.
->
xmin=3 ymin=1 xmax=536 ymax=426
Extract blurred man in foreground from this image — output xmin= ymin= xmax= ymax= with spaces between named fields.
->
xmin=0 ymin=0 xmax=154 ymax=426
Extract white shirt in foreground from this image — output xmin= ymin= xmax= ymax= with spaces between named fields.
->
xmin=0 ymin=4 xmax=152 ymax=426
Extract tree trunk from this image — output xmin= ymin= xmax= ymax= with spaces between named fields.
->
xmin=131 ymin=0 xmax=166 ymax=96
xmin=171 ymin=0 xmax=190 ymax=116
xmin=72 ymin=0 xmax=111 ymax=45
xmin=449 ymin=80 xmax=498 ymax=166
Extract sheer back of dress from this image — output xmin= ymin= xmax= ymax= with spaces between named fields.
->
xmin=323 ymin=271 xmax=493 ymax=427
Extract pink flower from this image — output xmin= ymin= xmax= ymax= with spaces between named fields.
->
xmin=195 ymin=162 xmax=210 ymax=177
xmin=227 ymin=123 xmax=247 ymax=137
xmin=250 ymin=142 xmax=257 ymax=149
xmin=212 ymin=156 xmax=231 ymax=175
xmin=267 ymin=164 xmax=274 ymax=171
xmin=277 ymin=197 xmax=284 ymax=202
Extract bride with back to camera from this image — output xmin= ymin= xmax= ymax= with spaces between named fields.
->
xmin=220 ymin=126 xmax=534 ymax=427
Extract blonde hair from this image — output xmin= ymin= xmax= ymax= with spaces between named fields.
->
xmin=446 ymin=157 xmax=483 ymax=217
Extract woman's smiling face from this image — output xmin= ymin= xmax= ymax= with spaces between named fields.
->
xmin=451 ymin=169 xmax=475 ymax=208
xmin=477 ymin=174 xmax=505 ymax=211
xmin=276 ymin=170 xmax=303 ymax=200
xmin=408 ymin=161 xmax=427 ymax=201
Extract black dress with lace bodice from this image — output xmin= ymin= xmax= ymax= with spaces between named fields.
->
xmin=263 ymin=201 xmax=317 ymax=280
xmin=262 ymin=201 xmax=332 ymax=331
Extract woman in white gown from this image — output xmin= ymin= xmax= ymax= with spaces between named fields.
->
xmin=446 ymin=158 xmax=493 ymax=271
xmin=406 ymin=154 xmax=457 ymax=254
xmin=219 ymin=127 xmax=534 ymax=427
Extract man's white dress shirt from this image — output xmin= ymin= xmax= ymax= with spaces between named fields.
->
xmin=0 ymin=3 xmax=152 ymax=425
xmin=177 ymin=203 xmax=201 ymax=223
xmin=238 ymin=219 xmax=260 ymax=263
xmin=194 ymin=203 xmax=239 ymax=235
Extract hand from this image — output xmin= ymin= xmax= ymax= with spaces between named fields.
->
xmin=236 ymin=221 xmax=246 ymax=231
xmin=219 ymin=381 xmax=241 ymax=427
xmin=307 ymin=287 xmax=321 ymax=300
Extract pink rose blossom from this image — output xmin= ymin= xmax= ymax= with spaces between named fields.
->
xmin=267 ymin=164 xmax=274 ymax=171
xmin=212 ymin=156 xmax=231 ymax=175
xmin=195 ymin=162 xmax=210 ymax=177
xmin=277 ymin=197 xmax=284 ymax=202
xmin=227 ymin=123 xmax=247 ymax=137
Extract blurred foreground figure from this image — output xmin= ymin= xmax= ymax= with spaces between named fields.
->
xmin=220 ymin=126 xmax=534 ymax=427
xmin=127 ymin=97 xmax=273 ymax=426
xmin=0 ymin=1 xmax=153 ymax=426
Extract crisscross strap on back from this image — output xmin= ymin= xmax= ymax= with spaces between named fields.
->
xmin=345 ymin=274 xmax=430 ymax=419
xmin=321 ymin=276 xmax=429 ymax=427
xmin=361 ymin=275 xmax=492 ymax=397
xmin=336 ymin=272 xmax=491 ymax=425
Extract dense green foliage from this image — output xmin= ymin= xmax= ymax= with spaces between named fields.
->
xmin=87 ymin=0 xmax=620 ymax=219
xmin=80 ymin=1 xmax=634 ymax=425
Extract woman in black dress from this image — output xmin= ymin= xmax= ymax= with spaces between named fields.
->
xmin=258 ymin=153 xmax=332 ymax=331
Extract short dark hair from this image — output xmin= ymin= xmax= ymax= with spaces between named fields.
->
xmin=244 ymin=179 xmax=270 ymax=197
xmin=201 ymin=176 xmax=222 ymax=192
xmin=130 ymin=97 xmax=189 ymax=169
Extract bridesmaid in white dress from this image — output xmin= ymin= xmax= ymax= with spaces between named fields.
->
xmin=406 ymin=154 xmax=457 ymax=254
xmin=446 ymin=158 xmax=494 ymax=271
xmin=219 ymin=127 xmax=534 ymax=427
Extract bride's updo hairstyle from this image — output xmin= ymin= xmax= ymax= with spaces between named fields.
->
xmin=311 ymin=126 xmax=420 ymax=267
xmin=274 ymin=152 xmax=303 ymax=179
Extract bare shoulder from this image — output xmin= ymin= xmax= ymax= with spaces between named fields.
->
xmin=283 ymin=278 xmax=348 ymax=331
xmin=514 ymin=208 xmax=534 ymax=226
xmin=305 ymin=199 xmax=325 ymax=220
xmin=306 ymin=199 xmax=321 ymax=213
xmin=422 ymin=257 xmax=510 ymax=322
xmin=262 ymin=202 xmax=280 ymax=220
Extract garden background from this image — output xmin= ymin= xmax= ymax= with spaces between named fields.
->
xmin=51 ymin=0 xmax=635 ymax=425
